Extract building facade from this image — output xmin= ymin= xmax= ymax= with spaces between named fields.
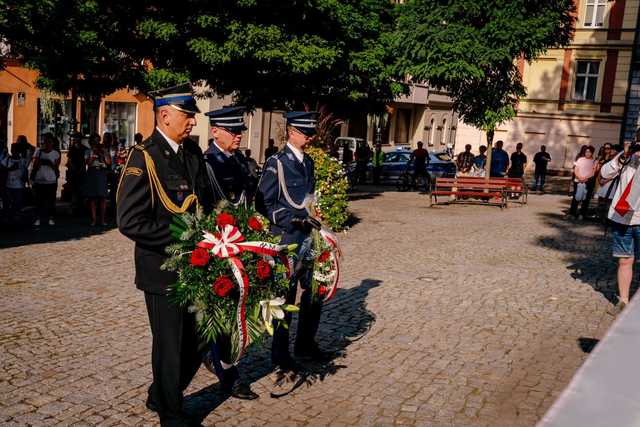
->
xmin=0 ymin=60 xmax=155 ymax=150
xmin=338 ymin=84 xmax=459 ymax=152
xmin=457 ymin=0 xmax=640 ymax=172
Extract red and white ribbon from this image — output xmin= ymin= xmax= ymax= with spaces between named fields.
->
xmin=197 ymin=224 xmax=291 ymax=363
xmin=319 ymin=226 xmax=341 ymax=302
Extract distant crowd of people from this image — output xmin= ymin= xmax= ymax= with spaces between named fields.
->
xmin=454 ymin=140 xmax=551 ymax=188
xmin=0 ymin=131 xmax=144 ymax=227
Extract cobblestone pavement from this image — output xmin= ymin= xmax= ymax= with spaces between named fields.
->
xmin=0 ymin=189 xmax=620 ymax=426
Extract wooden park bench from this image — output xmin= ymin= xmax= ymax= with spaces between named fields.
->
xmin=454 ymin=176 xmax=528 ymax=205
xmin=430 ymin=177 xmax=507 ymax=208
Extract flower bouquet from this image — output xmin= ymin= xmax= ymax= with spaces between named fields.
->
xmin=162 ymin=202 xmax=298 ymax=364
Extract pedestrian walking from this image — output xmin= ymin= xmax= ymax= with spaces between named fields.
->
xmin=456 ymin=144 xmax=475 ymax=176
xmin=508 ymin=143 xmax=527 ymax=179
xmin=84 ymin=135 xmax=111 ymax=226
xmin=66 ymin=132 xmax=88 ymax=214
xmin=202 ymin=106 xmax=258 ymax=400
xmin=600 ymin=132 xmax=640 ymax=315
xmin=355 ymin=141 xmax=371 ymax=184
xmin=257 ymin=111 xmax=330 ymax=372
xmin=533 ymin=145 xmax=552 ymax=192
xmin=411 ymin=141 xmax=430 ymax=188
xmin=372 ymin=143 xmax=385 ymax=184
xmin=116 ymin=83 xmax=215 ymax=426
xmin=2 ymin=142 xmax=29 ymax=222
xmin=490 ymin=140 xmax=509 ymax=177
xmin=568 ymin=145 xmax=597 ymax=219
xmin=31 ymin=133 xmax=60 ymax=226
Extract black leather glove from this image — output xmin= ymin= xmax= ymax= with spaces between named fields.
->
xmin=290 ymin=216 xmax=322 ymax=232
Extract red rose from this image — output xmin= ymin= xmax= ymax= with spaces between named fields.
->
xmin=216 ymin=212 xmax=236 ymax=228
xmin=247 ymin=216 xmax=263 ymax=232
xmin=318 ymin=250 xmax=331 ymax=263
xmin=318 ymin=286 xmax=328 ymax=297
xmin=190 ymin=248 xmax=210 ymax=267
xmin=256 ymin=260 xmax=271 ymax=280
xmin=213 ymin=276 xmax=234 ymax=297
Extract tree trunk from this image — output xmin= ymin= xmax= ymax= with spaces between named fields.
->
xmin=484 ymin=129 xmax=494 ymax=182
xmin=70 ymin=88 xmax=78 ymax=133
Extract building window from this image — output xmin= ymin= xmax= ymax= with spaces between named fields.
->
xmin=104 ymin=102 xmax=137 ymax=147
xmin=574 ymin=61 xmax=600 ymax=101
xmin=584 ymin=0 xmax=606 ymax=27
xmin=441 ymin=118 xmax=447 ymax=146
xmin=429 ymin=118 xmax=435 ymax=146
xmin=38 ymin=98 xmax=73 ymax=150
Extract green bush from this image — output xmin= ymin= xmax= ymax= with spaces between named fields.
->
xmin=305 ymin=146 xmax=349 ymax=231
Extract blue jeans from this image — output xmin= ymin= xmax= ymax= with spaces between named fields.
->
xmin=611 ymin=222 xmax=640 ymax=258
xmin=534 ymin=172 xmax=546 ymax=191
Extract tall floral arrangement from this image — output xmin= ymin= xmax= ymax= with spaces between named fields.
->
xmin=306 ymin=146 xmax=349 ymax=231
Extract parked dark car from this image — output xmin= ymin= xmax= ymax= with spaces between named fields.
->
xmin=366 ymin=149 xmax=456 ymax=184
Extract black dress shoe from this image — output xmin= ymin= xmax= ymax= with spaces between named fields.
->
xmin=294 ymin=345 xmax=333 ymax=361
xmin=231 ymin=382 xmax=259 ymax=400
xmin=146 ymin=395 xmax=159 ymax=413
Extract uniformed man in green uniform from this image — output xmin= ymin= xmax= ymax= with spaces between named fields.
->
xmin=117 ymin=83 xmax=215 ymax=426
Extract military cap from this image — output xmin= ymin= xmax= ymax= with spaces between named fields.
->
xmin=205 ymin=106 xmax=247 ymax=132
xmin=285 ymin=111 xmax=319 ymax=136
xmin=150 ymin=83 xmax=200 ymax=114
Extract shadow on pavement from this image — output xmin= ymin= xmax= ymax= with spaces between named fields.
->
xmin=183 ymin=279 xmax=380 ymax=421
xmin=0 ymin=216 xmax=116 ymax=249
xmin=535 ymin=211 xmax=635 ymax=305
xmin=578 ymin=337 xmax=599 ymax=354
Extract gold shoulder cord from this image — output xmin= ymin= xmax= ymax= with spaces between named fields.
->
xmin=142 ymin=150 xmax=198 ymax=214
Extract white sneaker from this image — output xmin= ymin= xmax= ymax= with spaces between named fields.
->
xmin=48 ymin=219 xmax=55 ymax=226
xmin=33 ymin=219 xmax=40 ymax=226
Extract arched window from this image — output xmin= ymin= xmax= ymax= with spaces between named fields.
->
xmin=441 ymin=118 xmax=447 ymax=146
xmin=429 ymin=118 xmax=435 ymax=146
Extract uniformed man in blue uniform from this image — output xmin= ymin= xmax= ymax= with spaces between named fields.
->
xmin=203 ymin=106 xmax=251 ymax=204
xmin=201 ymin=106 xmax=259 ymax=400
xmin=257 ymin=111 xmax=329 ymax=371
xmin=117 ymin=84 xmax=215 ymax=426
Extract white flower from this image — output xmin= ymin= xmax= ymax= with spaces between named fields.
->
xmin=259 ymin=297 xmax=299 ymax=335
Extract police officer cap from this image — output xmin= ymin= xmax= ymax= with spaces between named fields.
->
xmin=150 ymin=83 xmax=200 ymax=114
xmin=205 ymin=106 xmax=247 ymax=132
xmin=285 ymin=111 xmax=318 ymax=136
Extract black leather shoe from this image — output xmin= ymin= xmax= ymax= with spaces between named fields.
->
xmin=231 ymin=382 xmax=259 ymax=400
xmin=146 ymin=395 xmax=159 ymax=413
xmin=294 ymin=345 xmax=333 ymax=361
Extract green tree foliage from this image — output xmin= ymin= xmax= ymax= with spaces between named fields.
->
xmin=392 ymin=0 xmax=575 ymax=134
xmin=0 ymin=1 xmax=147 ymax=100
xmin=1 ymin=1 xmax=403 ymax=112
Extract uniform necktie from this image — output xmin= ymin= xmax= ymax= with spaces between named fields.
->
xmin=177 ymin=145 xmax=185 ymax=165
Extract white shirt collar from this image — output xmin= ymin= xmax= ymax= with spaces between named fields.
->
xmin=214 ymin=140 xmax=232 ymax=158
xmin=156 ymin=127 xmax=180 ymax=154
xmin=287 ymin=143 xmax=304 ymax=163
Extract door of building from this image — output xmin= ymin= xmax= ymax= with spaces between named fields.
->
xmin=0 ymin=93 xmax=11 ymax=150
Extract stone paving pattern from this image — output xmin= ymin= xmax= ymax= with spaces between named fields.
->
xmin=0 ymin=190 xmax=620 ymax=426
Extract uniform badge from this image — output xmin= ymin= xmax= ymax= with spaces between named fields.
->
xmin=124 ymin=167 xmax=143 ymax=177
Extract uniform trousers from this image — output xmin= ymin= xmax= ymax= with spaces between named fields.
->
xmin=272 ymin=233 xmax=323 ymax=362
xmin=144 ymin=292 xmax=202 ymax=425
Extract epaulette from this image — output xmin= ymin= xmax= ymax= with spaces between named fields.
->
xmin=133 ymin=144 xmax=146 ymax=151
